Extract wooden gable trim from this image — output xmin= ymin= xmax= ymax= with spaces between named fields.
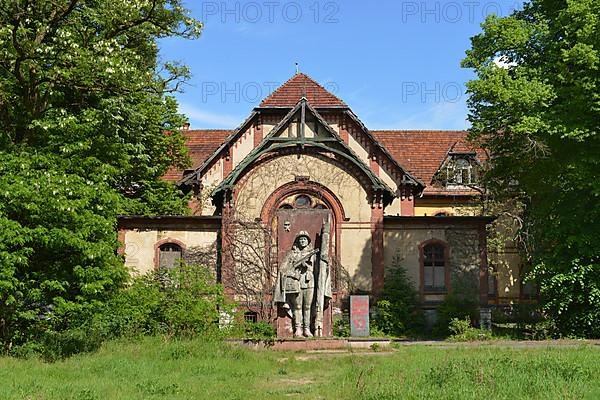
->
xmin=178 ymin=111 xmax=259 ymax=187
xmin=211 ymin=98 xmax=396 ymax=207
xmin=344 ymin=109 xmax=424 ymax=193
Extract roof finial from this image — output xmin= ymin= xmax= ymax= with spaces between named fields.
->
xmin=295 ymin=62 xmax=299 ymax=75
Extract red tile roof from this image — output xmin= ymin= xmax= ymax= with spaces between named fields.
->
xmin=163 ymin=129 xmax=232 ymax=182
xmin=165 ymin=128 xmax=485 ymax=197
xmin=371 ymin=130 xmax=486 ymax=195
xmin=260 ymin=73 xmax=346 ymax=108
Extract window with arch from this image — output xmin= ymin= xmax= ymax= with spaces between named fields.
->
xmin=446 ymin=155 xmax=478 ymax=187
xmin=159 ymin=243 xmax=183 ymax=270
xmin=421 ymin=242 xmax=447 ymax=292
xmin=278 ymin=193 xmax=328 ymax=210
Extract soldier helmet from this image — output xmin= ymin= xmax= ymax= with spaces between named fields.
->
xmin=295 ymin=230 xmax=311 ymax=243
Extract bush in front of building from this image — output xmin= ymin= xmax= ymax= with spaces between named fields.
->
xmin=10 ymin=264 xmax=236 ymax=360
xmin=447 ymin=317 xmax=493 ymax=342
xmin=372 ymin=256 xmax=425 ymax=337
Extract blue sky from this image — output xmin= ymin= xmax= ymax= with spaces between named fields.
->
xmin=159 ymin=0 xmax=523 ymax=130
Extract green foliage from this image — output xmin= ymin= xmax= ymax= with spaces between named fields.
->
xmin=0 ymin=152 xmax=128 ymax=352
xmin=372 ymin=255 xmax=424 ymax=337
xmin=463 ymin=0 xmax=600 ymax=337
xmin=14 ymin=264 xmax=233 ymax=360
xmin=448 ymin=317 xmax=493 ymax=342
xmin=0 ymin=1 xmax=201 ymax=352
xmin=332 ymin=316 xmax=351 ymax=337
xmin=98 ymin=264 xmax=232 ymax=340
xmin=491 ymin=304 xmax=559 ymax=340
xmin=433 ymin=277 xmax=479 ymax=337
xmin=244 ymin=321 xmax=276 ymax=340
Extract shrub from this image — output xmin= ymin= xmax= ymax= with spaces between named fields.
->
xmin=333 ymin=316 xmax=351 ymax=337
xmin=491 ymin=304 xmax=559 ymax=340
xmin=372 ymin=255 xmax=424 ymax=337
xmin=433 ymin=276 xmax=479 ymax=337
xmin=244 ymin=321 xmax=276 ymax=340
xmin=448 ymin=317 xmax=492 ymax=342
xmin=12 ymin=264 xmax=236 ymax=359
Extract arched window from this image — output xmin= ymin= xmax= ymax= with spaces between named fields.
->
xmin=446 ymin=156 xmax=477 ymax=186
xmin=277 ymin=193 xmax=328 ymax=211
xmin=294 ymin=194 xmax=312 ymax=208
xmin=159 ymin=243 xmax=182 ymax=270
xmin=422 ymin=242 xmax=447 ymax=292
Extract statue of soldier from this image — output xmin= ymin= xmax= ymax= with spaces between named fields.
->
xmin=274 ymin=231 xmax=318 ymax=337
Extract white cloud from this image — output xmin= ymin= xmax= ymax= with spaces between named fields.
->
xmin=369 ymin=101 xmax=470 ymax=131
xmin=178 ymin=102 xmax=241 ymax=128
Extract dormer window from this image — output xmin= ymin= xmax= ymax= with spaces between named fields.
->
xmin=446 ymin=154 xmax=478 ymax=187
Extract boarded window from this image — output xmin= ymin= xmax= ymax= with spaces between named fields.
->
xmin=159 ymin=243 xmax=182 ymax=270
xmin=423 ymin=243 xmax=446 ymax=291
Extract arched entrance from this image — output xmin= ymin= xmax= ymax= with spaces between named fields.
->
xmin=261 ymin=180 xmax=345 ymax=337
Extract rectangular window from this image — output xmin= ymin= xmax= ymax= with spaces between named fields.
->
xmin=423 ymin=243 xmax=447 ymax=291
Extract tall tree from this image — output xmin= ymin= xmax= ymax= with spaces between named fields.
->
xmin=463 ymin=0 xmax=600 ymax=337
xmin=0 ymin=0 xmax=201 ymax=349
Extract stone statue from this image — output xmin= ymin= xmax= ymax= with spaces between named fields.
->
xmin=274 ymin=230 xmax=318 ymax=337
xmin=314 ymin=214 xmax=332 ymax=337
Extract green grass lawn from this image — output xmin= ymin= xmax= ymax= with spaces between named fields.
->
xmin=1 ymin=337 xmax=599 ymax=400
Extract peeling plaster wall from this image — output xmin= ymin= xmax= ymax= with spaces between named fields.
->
xmin=383 ymin=224 xmax=481 ymax=303
xmin=234 ymin=153 xmax=374 ymax=293
xmin=235 ymin=154 xmax=372 ymax=222
xmin=123 ymin=229 xmax=218 ymax=275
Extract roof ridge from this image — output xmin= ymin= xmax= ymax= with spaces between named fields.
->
xmin=258 ymin=73 xmax=298 ymax=106
xmin=259 ymin=72 xmax=346 ymax=107
xmin=295 ymin=72 xmax=346 ymax=105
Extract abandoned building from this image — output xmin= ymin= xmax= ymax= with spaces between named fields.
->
xmin=118 ymin=73 xmax=524 ymax=336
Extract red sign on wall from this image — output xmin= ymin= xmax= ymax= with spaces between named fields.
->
xmin=350 ymin=295 xmax=369 ymax=337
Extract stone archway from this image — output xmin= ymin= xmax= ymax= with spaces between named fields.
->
xmin=262 ymin=180 xmax=344 ymax=337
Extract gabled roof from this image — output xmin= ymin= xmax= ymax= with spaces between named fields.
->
xmin=259 ymin=73 xmax=347 ymax=108
xmin=344 ymin=110 xmax=424 ymax=189
xmin=163 ymin=129 xmax=231 ymax=182
xmin=165 ymin=129 xmax=486 ymax=196
xmin=177 ymin=112 xmax=258 ymax=186
xmin=371 ymin=130 xmax=486 ymax=195
xmin=212 ymin=98 xmax=396 ymax=206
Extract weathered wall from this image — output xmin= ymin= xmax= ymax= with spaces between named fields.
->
xmin=414 ymin=198 xmax=479 ymax=216
xmin=232 ymin=127 xmax=255 ymax=169
xmin=340 ymin=223 xmax=372 ymax=292
xmin=235 ymin=154 xmax=372 ymax=222
xmin=383 ymin=223 xmax=481 ymax=304
xmin=234 ymin=153 xmax=375 ymax=293
xmin=490 ymin=248 xmax=522 ymax=301
xmin=347 ymin=133 xmax=370 ymax=166
xmin=379 ymin=167 xmax=401 ymax=216
xmin=123 ymin=229 xmax=219 ymax=275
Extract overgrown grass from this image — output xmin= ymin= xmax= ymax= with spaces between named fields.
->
xmin=1 ymin=337 xmax=599 ymax=399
